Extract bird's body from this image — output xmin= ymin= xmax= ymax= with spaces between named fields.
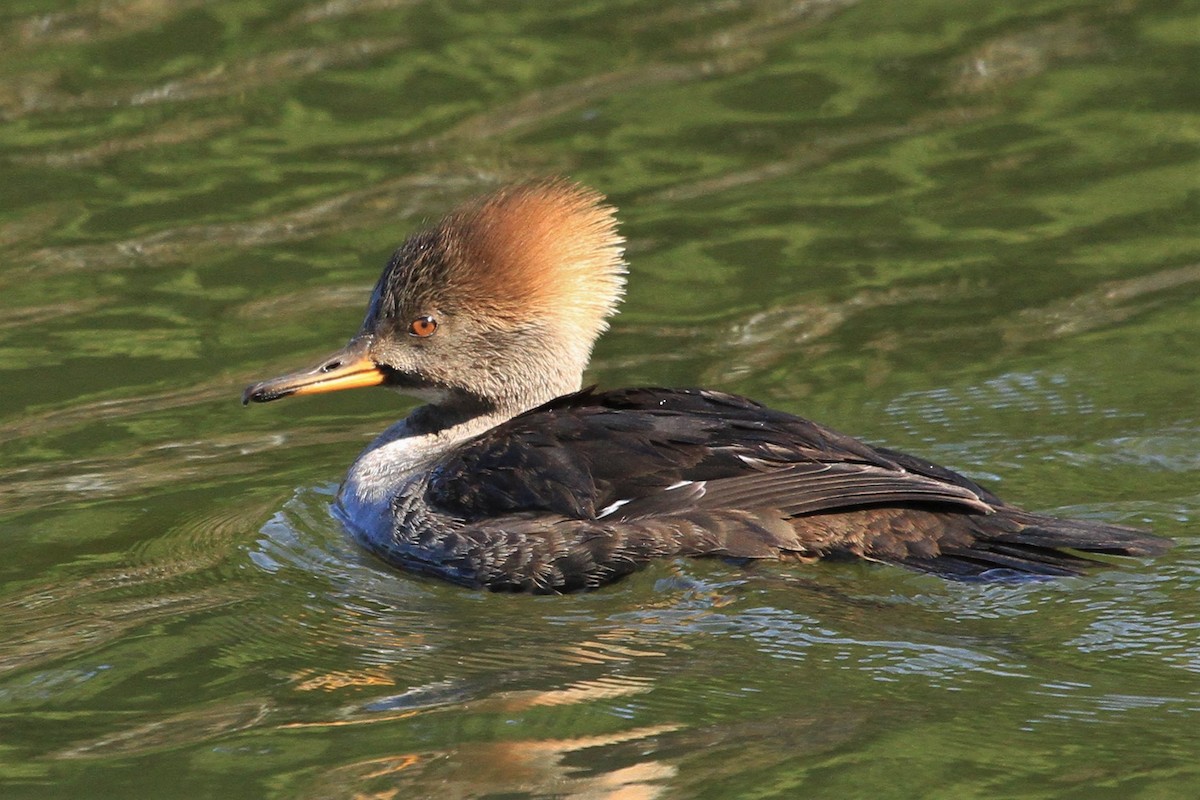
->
xmin=244 ymin=180 xmax=1171 ymax=592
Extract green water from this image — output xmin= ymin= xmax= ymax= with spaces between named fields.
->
xmin=2 ymin=0 xmax=1198 ymax=796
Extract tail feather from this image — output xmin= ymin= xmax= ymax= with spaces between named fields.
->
xmin=865 ymin=507 xmax=1172 ymax=581
xmin=998 ymin=509 xmax=1172 ymax=556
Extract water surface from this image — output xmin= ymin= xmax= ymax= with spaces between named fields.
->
xmin=1 ymin=1 xmax=1198 ymax=797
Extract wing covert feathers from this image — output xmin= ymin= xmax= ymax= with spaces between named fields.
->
xmin=402 ymin=388 xmax=1171 ymax=591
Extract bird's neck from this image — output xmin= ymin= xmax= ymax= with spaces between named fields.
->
xmin=334 ymin=392 xmax=548 ymax=539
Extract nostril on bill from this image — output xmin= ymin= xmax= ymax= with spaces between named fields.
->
xmin=321 ymin=360 xmax=343 ymax=373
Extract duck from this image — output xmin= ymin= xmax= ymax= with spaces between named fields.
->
xmin=242 ymin=179 xmax=1172 ymax=592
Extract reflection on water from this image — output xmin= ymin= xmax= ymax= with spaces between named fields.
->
xmin=1 ymin=0 xmax=1198 ymax=796
xmin=54 ymin=701 xmax=272 ymax=760
xmin=293 ymin=725 xmax=682 ymax=800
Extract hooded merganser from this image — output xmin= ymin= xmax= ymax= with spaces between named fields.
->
xmin=243 ymin=180 xmax=1171 ymax=592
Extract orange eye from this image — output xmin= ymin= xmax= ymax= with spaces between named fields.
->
xmin=408 ymin=315 xmax=438 ymax=338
